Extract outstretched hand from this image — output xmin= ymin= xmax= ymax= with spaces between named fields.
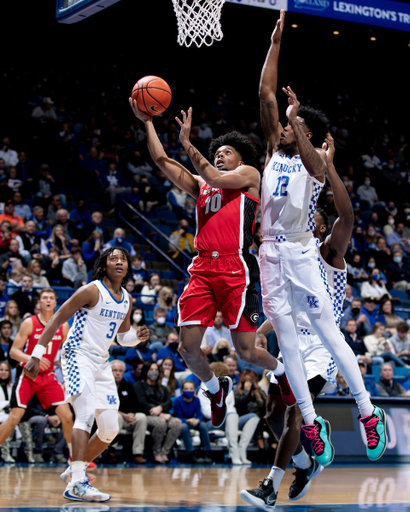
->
xmin=323 ymin=132 xmax=335 ymax=165
xmin=283 ymin=86 xmax=300 ymax=122
xmin=271 ymin=9 xmax=285 ymax=44
xmin=129 ymin=98 xmax=152 ymax=123
xmin=176 ymin=107 xmax=193 ymax=146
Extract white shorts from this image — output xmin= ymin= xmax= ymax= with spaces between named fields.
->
xmin=270 ymin=332 xmax=338 ymax=396
xmin=61 ymin=349 xmax=119 ymax=410
xmin=259 ymin=236 xmax=331 ymax=321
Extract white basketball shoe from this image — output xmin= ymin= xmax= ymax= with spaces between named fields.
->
xmin=63 ymin=479 xmax=111 ymax=502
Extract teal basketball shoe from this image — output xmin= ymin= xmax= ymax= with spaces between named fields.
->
xmin=359 ymin=405 xmax=388 ymax=461
xmin=302 ymin=416 xmax=334 ymax=467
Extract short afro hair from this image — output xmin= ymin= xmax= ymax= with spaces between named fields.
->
xmin=208 ymin=131 xmax=258 ymax=167
xmin=316 ymin=207 xmax=328 ymax=228
xmin=298 ymin=106 xmax=330 ymax=148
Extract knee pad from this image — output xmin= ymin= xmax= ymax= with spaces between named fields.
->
xmin=95 ymin=409 xmax=119 ymax=443
xmin=73 ymin=417 xmax=94 ymax=434
xmin=96 ymin=428 xmax=119 ymax=444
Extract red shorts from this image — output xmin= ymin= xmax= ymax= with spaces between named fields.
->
xmin=177 ymin=252 xmax=260 ymax=331
xmin=11 ymin=368 xmax=66 ymax=410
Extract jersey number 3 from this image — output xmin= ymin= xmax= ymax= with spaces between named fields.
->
xmin=204 ymin=192 xmax=222 ymax=214
xmin=106 ymin=322 xmax=116 ymax=339
xmin=273 ymin=176 xmax=289 ymax=197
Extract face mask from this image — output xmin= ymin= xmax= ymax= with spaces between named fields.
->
xmin=394 ymin=256 xmax=402 ymax=264
xmin=180 ymin=155 xmax=188 ymax=162
xmin=388 ymin=205 xmax=395 ymax=212
xmin=388 ymin=219 xmax=395 ymax=225
xmin=169 ymin=341 xmax=179 ymax=351
xmin=368 ymin=230 xmax=375 ymax=237
xmin=115 ymin=237 xmax=124 ymax=244
xmin=371 ymin=217 xmax=377 ymax=223
xmin=182 ymin=391 xmax=195 ymax=399
xmin=165 ymin=296 xmax=173 ymax=305
xmin=133 ymin=313 xmax=142 ymax=324
xmin=351 ymin=307 xmax=361 ymax=315
xmin=388 ymin=165 xmax=394 ymax=170
xmin=404 ymin=208 xmax=410 ymax=214
xmin=368 ymin=262 xmax=375 ymax=269
xmin=371 ymin=274 xmax=380 ymax=280
xmin=201 ymin=123 xmax=207 ymax=129
xmin=156 ymin=316 xmax=166 ymax=325
xmin=364 ymin=180 xmax=371 ymax=186
xmin=147 ymin=370 xmax=159 ymax=381
xmin=217 ymin=347 xmax=230 ymax=359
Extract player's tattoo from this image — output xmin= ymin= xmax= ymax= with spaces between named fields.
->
xmin=292 ymin=120 xmax=325 ymax=174
xmin=261 ymin=101 xmax=276 ymax=135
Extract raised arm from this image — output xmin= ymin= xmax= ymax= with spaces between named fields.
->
xmin=259 ymin=10 xmax=285 ymax=162
xmin=176 ymin=108 xmax=260 ymax=192
xmin=283 ymin=87 xmax=327 ymax=181
xmin=320 ymin=133 xmax=354 ymax=267
xmin=129 ymin=98 xmax=201 ymax=199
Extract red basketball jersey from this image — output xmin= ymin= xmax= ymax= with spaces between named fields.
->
xmin=21 ymin=315 xmax=64 ymax=374
xmin=195 ymin=182 xmax=258 ymax=254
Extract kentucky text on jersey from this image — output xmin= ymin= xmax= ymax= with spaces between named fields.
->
xmin=271 ymin=160 xmax=303 ymax=174
xmin=99 ymin=308 xmax=127 ymax=320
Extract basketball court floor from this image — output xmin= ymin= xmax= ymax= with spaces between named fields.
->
xmin=1 ymin=462 xmax=409 ymax=511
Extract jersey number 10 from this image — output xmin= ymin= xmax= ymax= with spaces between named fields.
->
xmin=273 ymin=176 xmax=289 ymax=197
xmin=204 ymin=193 xmax=222 ymax=214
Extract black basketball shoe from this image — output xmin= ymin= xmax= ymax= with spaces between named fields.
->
xmin=288 ymin=456 xmax=324 ymax=501
xmin=240 ymin=478 xmax=277 ymax=511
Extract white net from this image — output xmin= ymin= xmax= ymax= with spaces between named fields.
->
xmin=172 ymin=0 xmax=226 ymax=48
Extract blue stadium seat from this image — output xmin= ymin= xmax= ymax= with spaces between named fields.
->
xmin=390 ymin=289 xmax=409 ymax=303
xmin=142 ymin=253 xmax=157 ymax=262
xmin=161 ymin=271 xmax=177 ymax=280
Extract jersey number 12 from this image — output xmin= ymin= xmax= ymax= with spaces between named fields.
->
xmin=273 ymin=176 xmax=289 ymax=197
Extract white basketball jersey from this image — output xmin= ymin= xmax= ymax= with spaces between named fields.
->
xmin=64 ymin=280 xmax=130 ymax=360
xmin=261 ymin=150 xmax=324 ymax=236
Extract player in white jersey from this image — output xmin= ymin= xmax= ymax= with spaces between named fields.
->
xmin=24 ymin=248 xmax=149 ymax=502
xmin=258 ymin=10 xmax=387 ymax=468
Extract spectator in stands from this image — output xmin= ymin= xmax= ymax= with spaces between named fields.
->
xmin=102 ymin=160 xmax=132 ymax=208
xmin=110 ymin=360 xmax=147 ymax=464
xmin=205 ymin=311 xmax=233 ymax=349
xmin=69 ymin=199 xmax=91 ymax=232
xmin=389 ymin=322 xmax=410 ymax=364
xmin=364 ymin=322 xmax=409 ymax=367
xmin=360 ymin=297 xmax=381 ymax=330
xmin=27 ymin=260 xmax=50 ymax=288
xmin=351 ymin=226 xmax=366 ymax=253
xmin=0 ymin=221 xmax=13 ymax=255
xmin=383 ymin=215 xmax=396 ymax=237
xmin=358 ymin=361 xmax=379 ymax=397
xmin=134 ymin=361 xmax=182 ymax=463
xmin=20 ymin=220 xmax=48 ymax=257
xmin=208 ymin=338 xmax=232 ymax=364
xmin=82 ymin=211 xmax=110 ymax=243
xmin=356 ymin=176 xmax=380 ymax=206
xmin=360 ymin=268 xmax=390 ymax=301
xmin=123 ymin=356 xmax=144 ymax=386
xmin=0 ymin=279 xmax=9 ymax=318
xmin=7 ymin=167 xmax=23 ymax=193
xmin=11 ymin=274 xmax=39 ymax=316
xmin=141 ymin=273 xmax=162 ymax=305
xmin=34 ymin=165 xmax=59 ymax=206
xmin=0 ymin=138 xmax=18 ymax=166
xmin=0 ymin=175 xmax=14 ymax=203
xmin=7 ymin=269 xmax=22 ymax=289
xmin=1 ymin=300 xmax=21 ymax=338
xmin=0 ymin=321 xmax=13 ymax=361
xmin=181 ymin=197 xmax=196 ymax=229
xmin=138 ymin=175 xmax=164 ymax=213
xmin=124 ymin=338 xmax=156 ymax=365
xmin=168 ymin=185 xmax=187 ymax=217
xmin=342 ymin=319 xmax=373 ymax=366
xmin=160 ymin=356 xmax=181 ymax=398
xmin=31 ymin=97 xmax=57 ymax=124
xmin=169 ymin=219 xmax=195 ymax=273
xmin=0 ymin=361 xmax=14 ymax=462
xmin=373 ymin=236 xmax=391 ymax=272
xmin=386 ymin=223 xmax=408 ymax=254
xmin=376 ymin=363 xmax=410 ymax=397
xmin=224 ymin=354 xmax=240 ymax=389
xmin=174 ymin=380 xmax=212 ymax=463
xmin=379 ymin=299 xmax=403 ymax=335
xmin=386 ymin=249 xmax=410 ymax=291
xmin=104 ymin=228 xmax=136 ymax=256
xmin=46 ymin=195 xmax=63 ymax=225
xmin=343 ymin=284 xmax=354 ymax=308
xmin=131 ymin=254 xmax=147 ymax=291
xmin=341 ymin=298 xmax=372 ymax=336
xmin=148 ymin=309 xmax=177 ymax=350
xmin=157 ymin=332 xmax=186 ymax=372
xmin=154 ymin=287 xmax=177 ymax=324
xmin=42 ymin=247 xmax=65 ymax=286
xmin=81 ymin=230 xmax=103 ymax=269
xmin=361 ymin=146 xmax=383 ymax=171
xmin=335 ymin=371 xmax=350 ymax=396
xmin=81 ymin=146 xmax=108 ymax=183
xmin=0 ymin=238 xmax=26 ymax=274
xmin=347 ymin=253 xmax=368 ymax=286
xmin=55 ymin=209 xmax=79 ymax=246
xmin=0 ymin=200 xmax=25 ymax=234
xmin=46 ymin=225 xmax=71 ymax=257
xmin=61 ymin=247 xmax=87 ymax=289
xmin=29 ymin=206 xmax=49 ymax=240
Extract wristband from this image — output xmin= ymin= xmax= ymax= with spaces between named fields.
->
xmin=32 ymin=344 xmax=46 ymax=360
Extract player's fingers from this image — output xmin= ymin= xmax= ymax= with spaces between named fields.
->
xmin=282 ymin=87 xmax=289 ymax=96
xmin=175 ymin=117 xmax=183 ymax=127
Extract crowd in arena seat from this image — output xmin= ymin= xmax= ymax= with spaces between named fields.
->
xmin=1 ymin=57 xmax=410 ymax=464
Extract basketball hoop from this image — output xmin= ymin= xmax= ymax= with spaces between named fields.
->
xmin=172 ymin=0 xmax=226 ymax=48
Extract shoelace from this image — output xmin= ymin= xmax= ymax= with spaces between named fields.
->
xmin=362 ymin=416 xmax=379 ymax=448
xmin=303 ymin=425 xmax=324 ymax=454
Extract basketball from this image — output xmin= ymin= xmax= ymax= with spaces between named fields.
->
xmin=131 ymin=75 xmax=172 ymax=116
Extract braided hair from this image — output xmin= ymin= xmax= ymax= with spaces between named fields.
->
xmin=92 ymin=247 xmax=132 ymax=287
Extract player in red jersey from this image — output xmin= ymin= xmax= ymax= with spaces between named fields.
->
xmin=0 ymin=288 xmax=73 ymax=454
xmin=130 ymin=99 xmax=285 ymax=429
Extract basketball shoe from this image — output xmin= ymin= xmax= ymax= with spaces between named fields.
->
xmin=240 ymin=478 xmax=277 ymax=511
xmin=63 ymin=479 xmax=110 ymax=502
xmin=276 ymin=373 xmax=296 ymax=407
xmin=302 ymin=416 xmax=334 ymax=467
xmin=288 ymin=456 xmax=324 ymax=501
xmin=202 ymin=376 xmax=233 ymax=428
xmin=359 ymin=405 xmax=388 ymax=461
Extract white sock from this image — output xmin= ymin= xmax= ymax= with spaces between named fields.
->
xmin=273 ymin=360 xmax=285 ymax=377
xmin=292 ymin=448 xmax=311 ymax=469
xmin=71 ymin=461 xmax=86 ymax=483
xmin=356 ymin=397 xmax=374 ymax=418
xmin=267 ymin=466 xmax=285 ymax=493
xmin=204 ymin=373 xmax=220 ymax=395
